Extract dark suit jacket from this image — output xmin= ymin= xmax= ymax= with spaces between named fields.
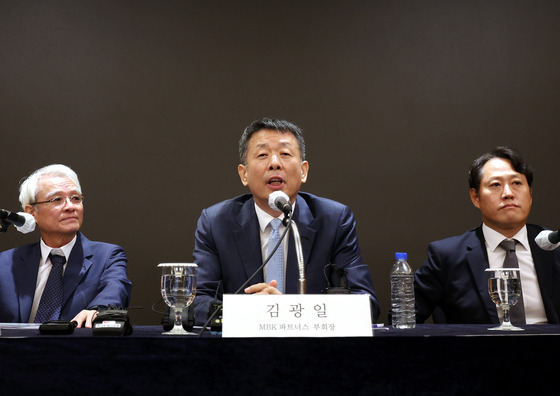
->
xmin=0 ymin=232 xmax=132 ymax=322
xmin=192 ymin=192 xmax=379 ymax=325
xmin=415 ymin=224 xmax=560 ymax=324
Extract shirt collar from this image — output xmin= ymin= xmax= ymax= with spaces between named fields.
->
xmin=482 ymin=223 xmax=530 ymax=252
xmin=40 ymin=235 xmax=78 ymax=263
xmin=254 ymin=201 xmax=296 ymax=232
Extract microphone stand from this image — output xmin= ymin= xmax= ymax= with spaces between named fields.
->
xmin=287 ymin=217 xmax=306 ymax=294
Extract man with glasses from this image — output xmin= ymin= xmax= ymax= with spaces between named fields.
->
xmin=0 ymin=164 xmax=132 ymax=327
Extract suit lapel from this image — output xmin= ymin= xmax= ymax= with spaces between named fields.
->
xmin=62 ymin=232 xmax=93 ymax=308
xmin=14 ymin=245 xmax=41 ymax=322
xmin=466 ymin=227 xmax=499 ymax=323
xmin=232 ymin=198 xmax=265 ymax=284
xmin=285 ymin=195 xmax=317 ymax=294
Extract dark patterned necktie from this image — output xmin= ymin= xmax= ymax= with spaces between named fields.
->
xmin=499 ymin=239 xmax=526 ymax=324
xmin=34 ymin=253 xmax=66 ymax=323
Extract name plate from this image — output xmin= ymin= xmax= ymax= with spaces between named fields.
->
xmin=222 ymin=294 xmax=372 ymax=338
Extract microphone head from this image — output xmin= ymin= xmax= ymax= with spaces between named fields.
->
xmin=15 ymin=212 xmax=36 ymax=234
xmin=268 ymin=191 xmax=290 ymax=212
xmin=535 ymin=230 xmax=559 ymax=251
xmin=548 ymin=229 xmax=560 ymax=244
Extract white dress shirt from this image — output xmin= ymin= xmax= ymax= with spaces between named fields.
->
xmin=483 ymin=224 xmax=547 ymax=324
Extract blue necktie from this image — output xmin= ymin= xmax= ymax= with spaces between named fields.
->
xmin=34 ymin=252 xmax=66 ymax=323
xmin=266 ymin=218 xmax=284 ymax=293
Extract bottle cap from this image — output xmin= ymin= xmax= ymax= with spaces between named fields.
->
xmin=395 ymin=252 xmax=407 ymax=260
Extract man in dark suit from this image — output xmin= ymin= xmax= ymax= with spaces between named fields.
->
xmin=0 ymin=164 xmax=132 ymax=327
xmin=193 ymin=118 xmax=379 ymax=325
xmin=415 ymin=147 xmax=560 ymax=324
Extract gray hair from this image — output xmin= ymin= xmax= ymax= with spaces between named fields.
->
xmin=19 ymin=164 xmax=82 ymax=210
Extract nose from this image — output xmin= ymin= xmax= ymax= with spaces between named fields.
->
xmin=62 ymin=197 xmax=77 ymax=209
xmin=503 ymin=184 xmax=514 ymax=198
xmin=268 ymin=154 xmax=282 ymax=170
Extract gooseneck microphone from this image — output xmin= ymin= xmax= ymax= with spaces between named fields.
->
xmin=267 ymin=191 xmax=306 ymax=294
xmin=198 ymin=192 xmax=306 ymax=338
xmin=198 ymin=220 xmax=292 ymax=337
xmin=0 ymin=209 xmax=36 ymax=234
xmin=232 ymin=209 xmax=292 ymax=295
xmin=535 ymin=229 xmax=560 ymax=251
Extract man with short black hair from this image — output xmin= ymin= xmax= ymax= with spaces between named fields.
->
xmin=193 ymin=118 xmax=379 ymax=325
xmin=415 ymin=147 xmax=560 ymax=324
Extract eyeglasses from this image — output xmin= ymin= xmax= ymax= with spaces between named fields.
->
xmin=30 ymin=195 xmax=84 ymax=207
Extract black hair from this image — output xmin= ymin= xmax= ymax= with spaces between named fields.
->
xmin=238 ymin=118 xmax=306 ymax=164
xmin=468 ymin=146 xmax=533 ymax=194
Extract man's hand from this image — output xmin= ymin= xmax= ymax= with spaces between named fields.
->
xmin=244 ymin=280 xmax=282 ymax=295
xmin=71 ymin=309 xmax=99 ymax=328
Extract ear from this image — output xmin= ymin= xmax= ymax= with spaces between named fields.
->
xmin=469 ymin=188 xmax=480 ymax=209
xmin=24 ymin=205 xmax=36 ymax=217
xmin=300 ymin=161 xmax=309 ymax=183
xmin=238 ymin=164 xmax=249 ymax=187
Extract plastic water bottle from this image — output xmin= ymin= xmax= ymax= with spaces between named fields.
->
xmin=390 ymin=252 xmax=416 ymax=329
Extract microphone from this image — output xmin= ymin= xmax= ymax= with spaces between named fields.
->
xmin=322 ymin=263 xmax=350 ymax=294
xmin=0 ymin=209 xmax=36 ymax=234
xmin=535 ymin=230 xmax=560 ymax=251
xmin=268 ymin=191 xmax=292 ymax=216
xmin=267 ymin=192 xmax=306 ymax=293
xmin=207 ymin=280 xmax=223 ymax=333
xmin=198 ymin=281 xmax=225 ymax=338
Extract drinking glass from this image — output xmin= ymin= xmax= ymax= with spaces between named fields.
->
xmin=159 ymin=263 xmax=197 ymax=335
xmin=486 ymin=268 xmax=524 ymax=331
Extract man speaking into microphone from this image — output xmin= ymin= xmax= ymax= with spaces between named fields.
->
xmin=192 ymin=118 xmax=379 ymax=325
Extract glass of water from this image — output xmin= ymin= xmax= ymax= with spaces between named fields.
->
xmin=486 ymin=268 xmax=524 ymax=331
xmin=159 ymin=263 xmax=197 ymax=335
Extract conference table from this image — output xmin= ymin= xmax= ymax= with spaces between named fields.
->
xmin=1 ymin=323 xmax=559 ymax=394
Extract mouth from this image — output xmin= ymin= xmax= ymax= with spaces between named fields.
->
xmin=61 ymin=216 xmax=79 ymax=222
xmin=267 ymin=176 xmax=285 ymax=188
xmin=500 ymin=204 xmax=519 ymax=210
